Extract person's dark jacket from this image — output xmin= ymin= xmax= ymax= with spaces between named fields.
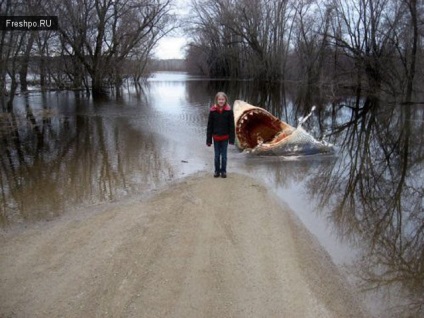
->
xmin=206 ymin=104 xmax=235 ymax=145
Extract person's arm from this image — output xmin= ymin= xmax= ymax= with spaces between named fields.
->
xmin=206 ymin=111 xmax=213 ymax=146
xmin=229 ymin=110 xmax=235 ymax=144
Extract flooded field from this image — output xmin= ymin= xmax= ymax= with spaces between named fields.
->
xmin=1 ymin=72 xmax=423 ymax=317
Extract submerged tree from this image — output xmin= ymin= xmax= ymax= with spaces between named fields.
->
xmin=55 ymin=0 xmax=175 ymax=98
xmin=187 ymin=0 xmax=296 ymax=81
xmin=186 ymin=0 xmax=424 ymax=106
xmin=1 ymin=0 xmax=176 ymax=104
xmin=1 ymin=0 xmax=28 ymax=111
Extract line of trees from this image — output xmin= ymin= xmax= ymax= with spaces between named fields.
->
xmin=1 ymin=0 xmax=176 ymax=109
xmin=186 ymin=0 xmax=423 ymax=107
xmin=2 ymin=0 xmax=423 ymax=110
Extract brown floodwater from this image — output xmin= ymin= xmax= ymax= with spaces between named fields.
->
xmin=1 ymin=72 xmax=423 ymax=317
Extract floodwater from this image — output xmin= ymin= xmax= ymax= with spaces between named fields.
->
xmin=1 ymin=72 xmax=423 ymax=317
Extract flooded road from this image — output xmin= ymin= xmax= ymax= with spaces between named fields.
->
xmin=1 ymin=72 xmax=423 ymax=317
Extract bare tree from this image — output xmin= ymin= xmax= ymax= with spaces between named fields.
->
xmin=0 ymin=0 xmax=30 ymax=110
xmin=187 ymin=0 xmax=237 ymax=77
xmin=55 ymin=0 xmax=175 ymax=98
xmin=329 ymin=0 xmax=406 ymax=108
xmin=187 ymin=0 xmax=297 ymax=81
xmin=291 ymin=0 xmax=332 ymax=107
xmin=187 ymin=0 xmax=424 ymax=108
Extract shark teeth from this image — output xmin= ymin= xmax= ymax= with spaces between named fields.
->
xmin=235 ymin=107 xmax=282 ymax=149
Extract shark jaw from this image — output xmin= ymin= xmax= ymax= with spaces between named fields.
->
xmin=233 ymin=100 xmax=295 ymax=151
xmin=233 ymin=100 xmax=335 ymax=156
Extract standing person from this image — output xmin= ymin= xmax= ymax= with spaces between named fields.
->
xmin=206 ymin=92 xmax=235 ymax=178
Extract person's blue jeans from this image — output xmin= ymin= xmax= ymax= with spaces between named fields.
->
xmin=213 ymin=139 xmax=228 ymax=173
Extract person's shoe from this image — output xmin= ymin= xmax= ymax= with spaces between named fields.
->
xmin=214 ymin=172 xmax=220 ymax=178
xmin=221 ymin=172 xmax=227 ymax=178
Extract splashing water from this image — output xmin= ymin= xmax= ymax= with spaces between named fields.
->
xmin=249 ymin=105 xmax=335 ymax=156
xmin=285 ymin=105 xmax=335 ymax=155
xmin=297 ymin=105 xmax=317 ymax=128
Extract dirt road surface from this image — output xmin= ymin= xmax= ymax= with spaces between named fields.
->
xmin=0 ymin=173 xmax=367 ymax=318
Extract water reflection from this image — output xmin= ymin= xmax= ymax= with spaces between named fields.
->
xmin=0 ymin=74 xmax=329 ymax=226
xmin=307 ymin=104 xmax=424 ymax=317
xmin=1 ymin=72 xmax=423 ymax=316
xmin=0 ymin=92 xmax=179 ymax=226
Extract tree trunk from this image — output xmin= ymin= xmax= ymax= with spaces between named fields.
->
xmin=6 ymin=74 xmax=18 ymax=112
xmin=19 ymin=35 xmax=34 ymax=92
xmin=39 ymin=55 xmax=46 ymax=90
xmin=405 ymin=0 xmax=417 ymax=104
xmin=91 ymin=75 xmax=107 ymax=99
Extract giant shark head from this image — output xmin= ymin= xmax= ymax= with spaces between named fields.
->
xmin=233 ymin=100 xmax=335 ymax=156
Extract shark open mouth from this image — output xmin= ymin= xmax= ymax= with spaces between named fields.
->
xmin=233 ymin=100 xmax=334 ymax=156
xmin=235 ymin=102 xmax=293 ymax=149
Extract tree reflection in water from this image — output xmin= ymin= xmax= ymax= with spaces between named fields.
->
xmin=1 ymin=77 xmax=424 ymax=316
xmin=0 ymin=93 xmax=175 ymax=226
xmin=308 ymin=102 xmax=424 ymax=317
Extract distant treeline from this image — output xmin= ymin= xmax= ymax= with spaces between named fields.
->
xmin=150 ymin=59 xmax=187 ymax=72
xmin=3 ymin=56 xmax=186 ymax=87
xmin=2 ymin=0 xmax=424 ymax=110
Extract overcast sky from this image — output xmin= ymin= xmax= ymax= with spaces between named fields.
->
xmin=154 ymin=36 xmax=188 ymax=59
xmin=153 ymin=0 xmax=190 ymax=60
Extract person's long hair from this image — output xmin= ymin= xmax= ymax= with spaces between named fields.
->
xmin=214 ymin=92 xmax=229 ymax=106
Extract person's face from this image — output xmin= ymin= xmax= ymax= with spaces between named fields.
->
xmin=217 ymin=96 xmax=226 ymax=107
